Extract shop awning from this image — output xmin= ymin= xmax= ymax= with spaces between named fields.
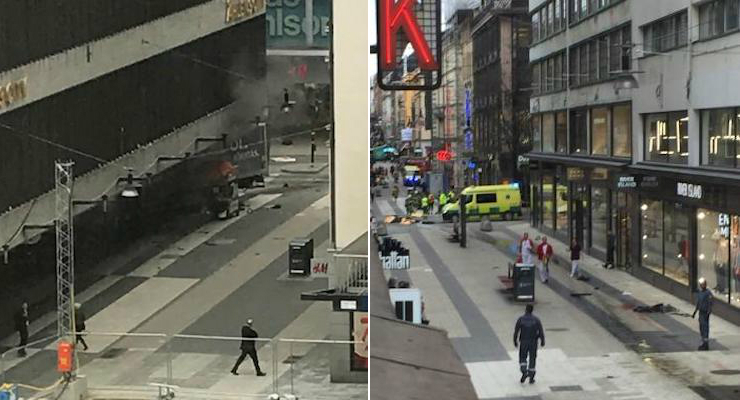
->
xmin=527 ymin=152 xmax=630 ymax=169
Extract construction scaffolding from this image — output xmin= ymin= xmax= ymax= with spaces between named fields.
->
xmin=54 ymin=161 xmax=75 ymax=344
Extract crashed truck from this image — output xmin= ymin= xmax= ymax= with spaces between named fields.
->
xmin=148 ymin=134 xmax=266 ymax=220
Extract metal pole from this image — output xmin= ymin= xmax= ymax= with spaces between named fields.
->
xmin=289 ymin=341 xmax=294 ymax=396
xmin=460 ymin=193 xmax=467 ymax=248
xmin=262 ymin=123 xmax=270 ymax=177
xmin=55 ymin=161 xmax=76 ymax=375
xmin=165 ymin=335 xmax=173 ymax=386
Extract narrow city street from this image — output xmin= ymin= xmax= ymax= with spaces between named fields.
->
xmin=1 ymin=140 xmax=367 ymax=400
xmin=372 ymin=183 xmax=740 ymax=400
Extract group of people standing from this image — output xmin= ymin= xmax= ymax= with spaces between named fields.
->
xmin=518 ymin=233 xmax=582 ymax=283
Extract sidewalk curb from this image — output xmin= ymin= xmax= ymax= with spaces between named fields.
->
xmin=280 ymin=163 xmax=328 ymax=174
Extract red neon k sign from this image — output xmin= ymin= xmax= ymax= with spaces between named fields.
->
xmin=379 ymin=0 xmax=439 ymax=71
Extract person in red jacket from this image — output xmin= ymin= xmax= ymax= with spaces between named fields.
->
xmin=536 ymin=237 xmax=554 ymax=283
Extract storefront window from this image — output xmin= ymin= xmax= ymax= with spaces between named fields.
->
xmin=556 ymin=111 xmax=568 ymax=153
xmin=543 ymin=113 xmax=555 ymax=152
xmin=556 ymin=177 xmax=569 ymax=237
xmin=613 ymin=104 xmax=631 ymax=157
xmin=570 ymin=109 xmax=588 ymax=154
xmin=730 ymin=216 xmax=740 ymax=304
xmin=664 ymin=203 xmax=690 ymax=285
xmin=591 ymin=187 xmax=608 ymax=253
xmin=532 ymin=114 xmax=542 ymax=151
xmin=697 ymin=209 xmax=731 ymax=303
xmin=591 ymin=107 xmax=609 ymax=155
xmin=701 ymin=108 xmax=736 ymax=167
xmin=543 ymin=174 xmax=554 ymax=229
xmin=670 ymin=112 xmax=689 ymax=164
xmin=641 ymin=200 xmax=663 ymax=275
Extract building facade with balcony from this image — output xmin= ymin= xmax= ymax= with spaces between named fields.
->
xmin=528 ymin=0 xmax=740 ymax=323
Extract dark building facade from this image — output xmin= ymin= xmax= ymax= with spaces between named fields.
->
xmin=471 ymin=1 xmax=530 ymax=186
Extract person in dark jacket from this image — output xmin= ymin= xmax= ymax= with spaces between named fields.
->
xmin=692 ymin=277 xmax=713 ymax=351
xmin=231 ymin=319 xmax=266 ymax=376
xmin=569 ymin=239 xmax=581 ymax=278
xmin=514 ymin=304 xmax=545 ymax=384
xmin=14 ymin=301 xmax=29 ymax=357
xmin=74 ymin=303 xmax=89 ymax=351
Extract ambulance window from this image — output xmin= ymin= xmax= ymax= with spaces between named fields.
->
xmin=477 ymin=193 xmax=497 ymax=203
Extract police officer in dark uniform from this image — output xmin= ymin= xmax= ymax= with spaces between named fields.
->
xmin=513 ymin=304 xmax=545 ymax=384
xmin=692 ymin=277 xmax=713 ymax=351
xmin=231 ymin=319 xmax=266 ymax=376
xmin=14 ymin=301 xmax=29 ymax=357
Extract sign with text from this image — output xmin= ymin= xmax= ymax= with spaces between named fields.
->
xmin=226 ymin=0 xmax=265 ymax=24
xmin=401 ymin=127 xmax=413 ymax=142
xmin=567 ymin=167 xmax=584 ymax=181
xmin=266 ymin=0 xmax=330 ymax=51
xmin=0 ymin=77 xmax=27 ymax=110
xmin=310 ymin=258 xmax=330 ymax=277
xmin=677 ymin=182 xmax=702 ymax=199
xmin=379 ymin=236 xmax=410 ymax=270
xmin=617 ymin=176 xmax=637 ymax=189
xmin=377 ymin=0 xmax=442 ymax=90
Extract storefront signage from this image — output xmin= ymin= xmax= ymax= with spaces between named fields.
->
xmin=226 ymin=0 xmax=264 ymax=24
xmin=640 ymin=176 xmax=659 ymax=188
xmin=617 ymin=176 xmax=637 ymax=189
xmin=0 ymin=77 xmax=27 ymax=110
xmin=310 ymin=258 xmax=330 ymax=277
xmin=567 ymin=167 xmax=584 ymax=181
xmin=401 ymin=127 xmax=413 ymax=142
xmin=591 ymin=168 xmax=608 ymax=180
xmin=266 ymin=0 xmax=330 ymax=50
xmin=677 ymin=182 xmax=702 ymax=199
xmin=380 ymin=251 xmax=410 ymax=270
xmin=351 ymin=312 xmax=368 ymax=370
xmin=719 ymin=213 xmax=730 ymax=238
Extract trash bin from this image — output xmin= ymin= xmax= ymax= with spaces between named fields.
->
xmin=289 ymin=238 xmax=314 ymax=275
xmin=512 ymin=263 xmax=535 ymax=301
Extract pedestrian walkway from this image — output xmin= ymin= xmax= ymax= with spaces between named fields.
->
xmin=374 ymin=190 xmax=739 ymax=399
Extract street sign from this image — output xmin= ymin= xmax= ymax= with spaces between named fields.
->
xmin=266 ymin=0 xmax=330 ymax=51
xmin=376 ymin=0 xmax=442 ymax=90
xmin=401 ymin=127 xmax=413 ymax=142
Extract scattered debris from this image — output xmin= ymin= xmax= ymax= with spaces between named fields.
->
xmin=621 ymin=291 xmax=632 ymax=296
xmin=570 ymin=292 xmax=592 ymax=297
xmin=271 ymin=156 xmax=296 ymax=163
xmin=632 ymin=303 xmax=678 ymax=313
xmin=282 ymin=183 xmax=289 ymax=188
xmin=281 ymin=139 xmax=293 ymax=145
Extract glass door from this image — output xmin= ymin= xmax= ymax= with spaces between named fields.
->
xmin=613 ymin=191 xmax=632 ymax=269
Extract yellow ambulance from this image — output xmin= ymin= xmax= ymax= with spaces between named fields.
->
xmin=442 ymin=184 xmax=522 ymax=221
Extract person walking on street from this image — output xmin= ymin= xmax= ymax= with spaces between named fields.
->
xmin=536 ymin=237 xmax=553 ymax=283
xmin=428 ymin=194 xmax=435 ymax=215
xmin=692 ymin=278 xmax=713 ymax=351
xmin=519 ymin=233 xmax=535 ymax=265
xmin=231 ymin=319 xmax=266 ymax=376
xmin=74 ymin=303 xmax=89 ymax=351
xmin=14 ymin=301 xmax=29 ymax=357
xmin=391 ymin=185 xmax=399 ymax=203
xmin=570 ymin=239 xmax=582 ymax=278
xmin=514 ymin=304 xmax=545 ymax=384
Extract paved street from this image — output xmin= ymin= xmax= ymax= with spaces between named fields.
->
xmin=2 ymin=142 xmax=366 ymax=400
xmin=372 ymin=185 xmax=740 ymax=400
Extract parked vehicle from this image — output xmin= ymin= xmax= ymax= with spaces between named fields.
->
xmin=442 ymin=184 xmax=522 ymax=222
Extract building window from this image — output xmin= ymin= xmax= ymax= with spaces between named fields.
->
xmin=591 ymin=187 xmax=608 ymax=253
xmin=642 ymin=10 xmax=689 ymax=53
xmin=531 ymin=0 xmax=567 ymax=43
xmin=556 ymin=111 xmax=568 ymax=153
xmin=543 ymin=113 xmax=555 ymax=152
xmin=700 ymin=0 xmax=740 ymax=40
xmin=641 ymin=199 xmax=664 ymax=276
xmin=532 ymin=114 xmax=542 ymax=151
xmin=664 ymin=202 xmax=691 ymax=285
xmin=543 ymin=174 xmax=555 ymax=229
xmin=644 ymin=111 xmax=689 ymax=164
xmin=613 ymin=104 xmax=631 ymax=157
xmin=571 ymin=109 xmax=588 ymax=154
xmin=591 ymin=107 xmax=610 ymax=155
xmin=702 ymin=108 xmax=739 ymax=167
xmin=556 ymin=175 xmax=568 ymax=236
xmin=555 ymin=0 xmax=562 ymax=31
xmin=532 ymin=64 xmax=541 ymax=95
xmin=696 ymin=209 xmax=739 ymax=303
xmin=568 ymin=24 xmax=630 ymax=88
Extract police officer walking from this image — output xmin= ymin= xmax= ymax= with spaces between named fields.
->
xmin=14 ymin=301 xmax=29 ymax=357
xmin=513 ymin=304 xmax=545 ymax=384
xmin=74 ymin=303 xmax=89 ymax=351
xmin=692 ymin=277 xmax=713 ymax=351
xmin=231 ymin=319 xmax=266 ymax=376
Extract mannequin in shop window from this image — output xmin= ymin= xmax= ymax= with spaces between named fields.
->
xmin=712 ymin=231 xmax=729 ymax=294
